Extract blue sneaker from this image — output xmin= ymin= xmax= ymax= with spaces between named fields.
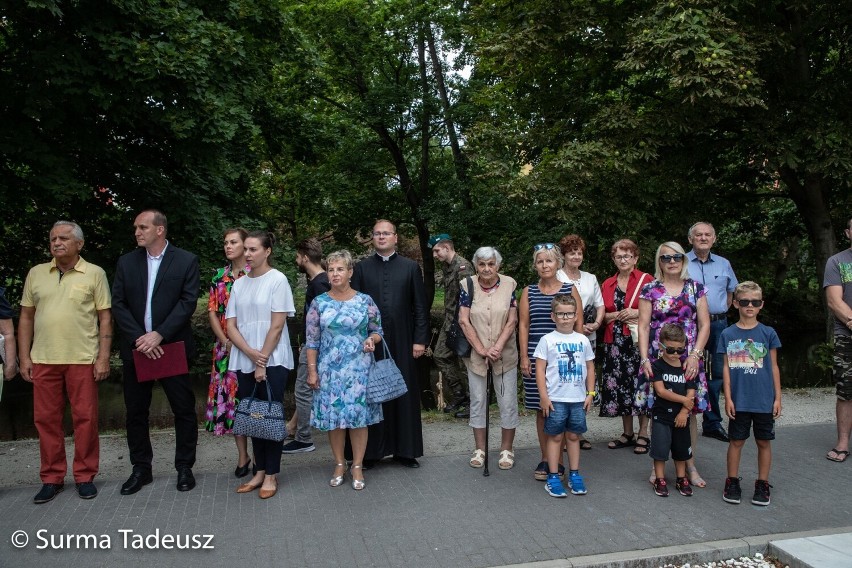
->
xmin=568 ymin=472 xmax=587 ymax=495
xmin=545 ymin=474 xmax=567 ymax=498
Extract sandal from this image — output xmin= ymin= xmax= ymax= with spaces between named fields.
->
xmin=580 ymin=438 xmax=592 ymax=451
xmin=827 ymin=448 xmax=850 ymax=463
xmin=469 ymin=449 xmax=485 ymax=468
xmin=687 ymin=466 xmax=707 ymax=488
xmin=633 ymin=436 xmax=650 ymax=455
xmin=608 ymin=433 xmax=636 ymax=449
xmin=498 ymin=450 xmax=515 ymax=470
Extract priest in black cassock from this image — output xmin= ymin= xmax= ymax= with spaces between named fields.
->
xmin=350 ymin=220 xmax=430 ymax=468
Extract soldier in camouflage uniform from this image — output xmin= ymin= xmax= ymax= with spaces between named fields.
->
xmin=429 ymin=234 xmax=474 ymax=418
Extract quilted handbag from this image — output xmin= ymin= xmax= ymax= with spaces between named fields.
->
xmin=366 ymin=340 xmax=408 ymax=404
xmin=445 ymin=276 xmax=474 ymax=358
xmin=232 ymin=381 xmax=286 ymax=441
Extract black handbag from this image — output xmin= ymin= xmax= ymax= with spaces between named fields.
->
xmin=446 ymin=276 xmax=474 ymax=358
xmin=232 ymin=381 xmax=286 ymax=441
xmin=366 ymin=340 xmax=408 ymax=403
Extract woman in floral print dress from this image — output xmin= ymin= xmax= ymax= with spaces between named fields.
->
xmin=600 ymin=239 xmax=653 ymax=454
xmin=205 ymin=228 xmax=251 ymax=477
xmin=306 ymin=250 xmax=383 ymax=490
xmin=637 ymin=241 xmax=711 ymax=487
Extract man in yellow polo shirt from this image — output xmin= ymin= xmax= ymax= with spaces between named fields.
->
xmin=18 ymin=221 xmax=112 ymax=504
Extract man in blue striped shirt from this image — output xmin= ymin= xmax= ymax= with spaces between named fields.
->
xmin=687 ymin=222 xmax=738 ymax=442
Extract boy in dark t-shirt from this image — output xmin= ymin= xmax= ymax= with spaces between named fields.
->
xmin=649 ymin=323 xmax=696 ymax=497
xmin=717 ymin=281 xmax=781 ymax=506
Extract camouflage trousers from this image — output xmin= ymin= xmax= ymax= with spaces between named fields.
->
xmin=835 ymin=334 xmax=852 ymax=401
xmin=433 ymin=326 xmax=469 ymax=404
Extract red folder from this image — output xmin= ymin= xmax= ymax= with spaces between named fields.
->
xmin=132 ymin=341 xmax=189 ymax=382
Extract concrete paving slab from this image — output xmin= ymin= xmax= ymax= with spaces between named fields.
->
xmin=0 ymin=422 xmax=850 ymax=568
xmin=770 ymin=533 xmax=852 ymax=568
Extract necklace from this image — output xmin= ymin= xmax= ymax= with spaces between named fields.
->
xmin=538 ymin=279 xmax=562 ymax=295
xmin=479 ymin=278 xmax=499 ymax=292
xmin=329 ymin=287 xmax=354 ymax=301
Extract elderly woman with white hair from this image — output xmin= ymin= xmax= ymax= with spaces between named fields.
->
xmin=457 ymin=247 xmax=520 ymax=470
xmin=519 ymin=243 xmax=584 ymax=481
xmin=636 ymin=241 xmax=711 ymax=488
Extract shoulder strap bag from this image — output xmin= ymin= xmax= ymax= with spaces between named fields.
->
xmin=367 ymin=339 xmax=408 ymax=404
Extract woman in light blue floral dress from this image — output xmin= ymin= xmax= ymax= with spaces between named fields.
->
xmin=306 ymin=250 xmax=383 ymax=490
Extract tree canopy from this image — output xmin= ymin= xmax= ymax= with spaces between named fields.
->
xmin=2 ymin=0 xmax=850 ymax=333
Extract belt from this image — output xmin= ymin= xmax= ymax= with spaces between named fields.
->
xmin=709 ymin=313 xmax=728 ymax=322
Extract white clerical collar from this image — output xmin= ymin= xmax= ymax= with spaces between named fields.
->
xmin=377 ymin=251 xmax=396 ymax=262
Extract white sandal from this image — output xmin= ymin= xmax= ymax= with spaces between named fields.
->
xmin=469 ymin=449 xmax=485 ymax=468
xmin=498 ymin=450 xmax=515 ymax=470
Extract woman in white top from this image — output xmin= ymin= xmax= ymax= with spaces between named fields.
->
xmin=226 ymin=231 xmax=295 ymax=499
xmin=556 ymin=234 xmax=604 ymax=450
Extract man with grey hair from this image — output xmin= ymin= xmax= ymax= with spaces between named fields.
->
xmin=18 ymin=221 xmax=112 ymax=503
xmin=686 ymin=221 xmax=738 ymax=442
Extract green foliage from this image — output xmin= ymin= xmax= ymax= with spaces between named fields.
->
xmin=1 ymin=0 xmax=297 ymax=296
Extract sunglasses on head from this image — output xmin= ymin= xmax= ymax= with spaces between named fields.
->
xmin=660 ymin=253 xmax=685 ymax=263
xmin=661 ymin=345 xmax=687 ymax=355
xmin=737 ymin=299 xmax=764 ymax=307
xmin=534 ymin=243 xmax=557 ymax=251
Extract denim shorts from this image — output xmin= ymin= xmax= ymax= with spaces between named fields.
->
xmin=543 ymin=401 xmax=587 ymax=436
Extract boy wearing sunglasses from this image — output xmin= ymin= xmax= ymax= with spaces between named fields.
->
xmin=649 ymin=323 xmax=696 ymax=497
xmin=717 ymin=281 xmax=781 ymax=506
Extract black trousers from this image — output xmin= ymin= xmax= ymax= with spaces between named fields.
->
xmin=237 ymin=366 xmax=288 ymax=475
xmin=122 ymin=360 xmax=198 ymax=472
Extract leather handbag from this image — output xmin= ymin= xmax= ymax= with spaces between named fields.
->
xmin=367 ymin=340 xmax=408 ymax=404
xmin=445 ymin=276 xmax=474 ymax=358
xmin=232 ymin=381 xmax=286 ymax=441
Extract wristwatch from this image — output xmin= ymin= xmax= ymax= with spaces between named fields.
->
xmin=586 ymin=391 xmax=597 ymax=397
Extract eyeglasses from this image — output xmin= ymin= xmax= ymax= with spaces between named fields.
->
xmin=534 ymin=243 xmax=556 ymax=251
xmin=614 ymin=254 xmax=634 ymax=261
xmin=661 ymin=345 xmax=687 ymax=355
xmin=660 ymin=254 xmax=685 ymax=263
xmin=372 ymin=231 xmax=395 ymax=237
xmin=553 ymin=311 xmax=576 ymax=319
xmin=736 ymin=299 xmax=764 ymax=307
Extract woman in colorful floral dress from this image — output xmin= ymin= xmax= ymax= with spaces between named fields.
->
xmin=637 ymin=241 xmax=711 ymax=487
xmin=205 ymin=228 xmax=251 ymax=477
xmin=306 ymin=250 xmax=383 ymax=491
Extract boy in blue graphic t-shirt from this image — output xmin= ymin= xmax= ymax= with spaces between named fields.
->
xmin=717 ymin=281 xmax=781 ymax=506
xmin=534 ymin=294 xmax=595 ymax=498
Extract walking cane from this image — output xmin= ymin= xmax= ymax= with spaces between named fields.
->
xmin=483 ymin=360 xmax=492 ymax=477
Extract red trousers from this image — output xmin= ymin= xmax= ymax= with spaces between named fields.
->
xmin=33 ymin=364 xmax=99 ymax=483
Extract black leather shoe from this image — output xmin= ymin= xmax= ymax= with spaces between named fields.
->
xmin=234 ymin=460 xmax=252 ymax=478
xmin=176 ymin=467 xmax=196 ymax=492
xmin=120 ymin=470 xmax=153 ymax=495
xmin=454 ymin=408 xmax=470 ymax=419
xmin=702 ymin=428 xmax=730 ymax=442
xmin=33 ymin=483 xmax=64 ymax=504
xmin=393 ymin=456 xmax=420 ymax=468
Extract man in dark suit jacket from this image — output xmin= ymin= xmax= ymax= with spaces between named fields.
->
xmin=112 ymin=209 xmax=200 ymax=495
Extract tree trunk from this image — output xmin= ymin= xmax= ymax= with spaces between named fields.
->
xmin=780 ymin=168 xmax=837 ymax=340
xmin=426 ymin=25 xmax=472 ymax=210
